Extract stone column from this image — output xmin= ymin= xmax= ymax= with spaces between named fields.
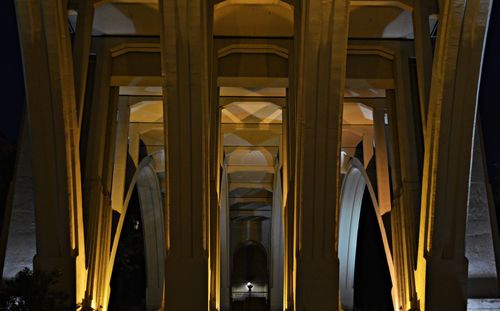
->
xmin=388 ymin=42 xmax=424 ymax=309
xmin=208 ymin=10 xmax=220 ymax=308
xmin=293 ymin=0 xmax=349 ymax=309
xmin=72 ymin=0 xmax=95 ymax=128
xmin=282 ymin=103 xmax=295 ymax=311
xmin=362 ymin=130 xmax=374 ymax=169
xmin=373 ymin=108 xmax=391 ymax=215
xmin=415 ymin=0 xmax=492 ymax=309
xmin=129 ymin=129 xmax=141 ymax=169
xmin=14 ymin=0 xmax=86 ymax=304
xmin=81 ymin=38 xmax=118 ymax=309
xmin=220 ymin=162 xmax=230 ymax=311
xmin=412 ymin=0 xmax=433 ymax=127
xmin=271 ymin=163 xmax=284 ymax=311
xmin=284 ymin=47 xmax=296 ymax=311
xmin=101 ymin=96 xmax=131 ymax=307
xmin=136 ymin=160 xmax=166 ymax=311
xmin=110 ymin=97 xmax=131 ymax=214
xmin=159 ymin=0 xmax=211 ymax=309
xmin=386 ymin=87 xmax=420 ymax=310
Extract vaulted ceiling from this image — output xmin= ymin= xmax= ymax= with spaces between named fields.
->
xmin=69 ymin=0 xmax=438 ymax=38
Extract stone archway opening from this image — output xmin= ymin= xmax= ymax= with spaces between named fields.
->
xmin=338 ymin=157 xmax=397 ymax=310
xmin=231 ymin=240 xmax=270 ymax=311
xmin=109 ymin=151 xmax=166 ymax=311
xmin=218 ymin=90 xmax=285 ymax=311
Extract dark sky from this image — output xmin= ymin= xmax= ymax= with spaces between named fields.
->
xmin=0 ymin=0 xmax=24 ymax=144
xmin=478 ymin=0 xmax=500 ymax=225
xmin=479 ymin=0 xmax=500 ymax=164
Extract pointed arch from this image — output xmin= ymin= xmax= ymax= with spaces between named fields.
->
xmin=338 ymin=157 xmax=397 ymax=310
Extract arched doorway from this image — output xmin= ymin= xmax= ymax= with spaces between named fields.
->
xmin=338 ymin=157 xmax=397 ymax=310
xmin=109 ymin=151 xmax=166 ymax=311
xmin=218 ymin=96 xmax=285 ymax=311
xmin=231 ymin=241 xmax=270 ymax=311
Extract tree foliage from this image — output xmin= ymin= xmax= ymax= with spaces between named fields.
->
xmin=0 ymin=268 xmax=76 ymax=311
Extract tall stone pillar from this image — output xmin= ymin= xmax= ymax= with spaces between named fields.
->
xmin=387 ymin=40 xmax=424 ymax=309
xmin=84 ymin=94 xmax=118 ymax=308
xmin=159 ymin=1 xmax=211 ymax=309
xmin=412 ymin=0 xmax=433 ymax=127
xmin=110 ymin=97 xmax=131 ymax=214
xmin=14 ymin=0 xmax=86 ymax=304
xmin=362 ymin=130 xmax=374 ymax=169
xmin=220 ymin=162 xmax=230 ymax=311
xmin=81 ymin=38 xmax=118 ymax=309
xmin=373 ymin=108 xmax=391 ymax=215
xmin=284 ymin=50 xmax=296 ymax=311
xmin=271 ymin=163 xmax=284 ymax=311
xmin=103 ymin=96 xmax=131 ymax=308
xmin=386 ymin=89 xmax=419 ymax=310
xmin=415 ymin=0 xmax=492 ymax=309
xmin=208 ymin=9 xmax=220 ymax=308
xmin=72 ymin=0 xmax=95 ymax=127
xmin=293 ymin=0 xmax=349 ymax=309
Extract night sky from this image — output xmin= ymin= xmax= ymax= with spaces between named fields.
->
xmin=479 ymin=0 xmax=500 ymax=225
xmin=0 ymin=0 xmax=24 ymax=144
xmin=480 ymin=0 xmax=500 ymax=159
